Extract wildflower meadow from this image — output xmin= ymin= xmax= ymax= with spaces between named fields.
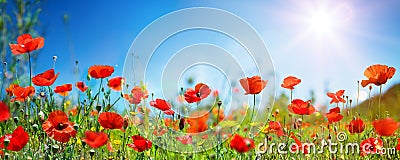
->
xmin=0 ymin=33 xmax=399 ymax=160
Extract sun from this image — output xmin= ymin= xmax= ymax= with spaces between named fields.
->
xmin=309 ymin=10 xmax=336 ymax=35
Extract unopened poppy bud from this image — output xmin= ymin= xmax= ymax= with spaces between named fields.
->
xmin=13 ymin=117 xmax=19 ymax=124
xmin=369 ymin=85 xmax=372 ymax=90
xmin=101 ymin=87 xmax=104 ymax=92
xmin=52 ymin=145 xmax=59 ymax=153
xmin=38 ymin=111 xmax=45 ymax=121
xmin=4 ymin=137 xmax=10 ymax=147
xmin=4 ymin=153 xmax=10 ymax=159
xmin=275 ymin=109 xmax=280 ymax=115
xmin=217 ymin=100 xmax=222 ymax=107
xmin=3 ymin=62 xmax=6 ymax=66
xmin=87 ymin=74 xmax=91 ymax=81
xmin=32 ymin=124 xmax=39 ymax=131
xmin=73 ymin=123 xmax=79 ymax=131
xmin=89 ymin=149 xmax=95 ymax=157
xmin=53 ymin=56 xmax=57 ymax=61
xmin=96 ymin=105 xmax=102 ymax=112
xmin=75 ymin=60 xmax=78 ymax=65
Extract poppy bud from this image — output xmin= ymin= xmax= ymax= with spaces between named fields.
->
xmin=4 ymin=137 xmax=10 ymax=148
xmin=38 ymin=111 xmax=45 ymax=121
xmin=96 ymin=105 xmax=102 ymax=112
xmin=13 ymin=117 xmax=19 ymax=124
xmin=32 ymin=124 xmax=39 ymax=131
xmin=369 ymin=85 xmax=372 ymax=90
xmin=89 ymin=149 xmax=95 ymax=157
xmin=75 ymin=60 xmax=78 ymax=65
xmin=179 ymin=118 xmax=185 ymax=130
xmin=334 ymin=126 xmax=338 ymax=132
xmin=101 ymin=87 xmax=105 ymax=92
xmin=73 ymin=123 xmax=79 ymax=131
xmin=53 ymin=56 xmax=57 ymax=61
xmin=275 ymin=109 xmax=280 ymax=115
xmin=52 ymin=145 xmax=59 ymax=153
xmin=4 ymin=153 xmax=10 ymax=159
xmin=217 ymin=100 xmax=222 ymax=107
xmin=87 ymin=75 xmax=91 ymax=81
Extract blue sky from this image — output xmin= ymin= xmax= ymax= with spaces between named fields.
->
xmin=31 ymin=0 xmax=400 ymax=110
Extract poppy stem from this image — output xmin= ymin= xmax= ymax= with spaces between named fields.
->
xmin=28 ymin=52 xmax=32 ymax=86
xmin=378 ymin=85 xmax=382 ymax=119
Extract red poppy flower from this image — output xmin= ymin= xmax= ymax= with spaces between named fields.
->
xmin=0 ymin=102 xmax=10 ymax=122
xmin=372 ymin=118 xmax=399 ymax=136
xmin=82 ymin=131 xmax=108 ymax=149
xmin=239 ymin=76 xmax=268 ymax=95
xmin=11 ymin=86 xmax=35 ymax=102
xmin=54 ymin=84 xmax=72 ymax=96
xmin=123 ymin=86 xmax=148 ymax=104
xmin=288 ymin=99 xmax=316 ymax=115
xmin=176 ymin=135 xmax=192 ymax=145
xmin=32 ymin=69 xmax=59 ymax=86
xmin=347 ymin=118 xmax=365 ymax=134
xmin=5 ymin=84 xmax=19 ymax=96
xmin=42 ymin=110 xmax=77 ymax=143
xmin=230 ymin=134 xmax=255 ymax=153
xmin=186 ymin=110 xmax=210 ymax=133
xmin=9 ymin=34 xmax=44 ymax=55
xmin=361 ymin=64 xmax=396 ymax=87
xmin=75 ymin=81 xmax=88 ymax=92
xmin=127 ymin=135 xmax=152 ymax=152
xmin=88 ymin=65 xmax=114 ymax=79
xmin=396 ymin=138 xmax=400 ymax=151
xmin=327 ymin=90 xmax=346 ymax=104
xmin=108 ymin=76 xmax=125 ymax=91
xmin=264 ymin=121 xmax=285 ymax=137
xmin=150 ymin=99 xmax=174 ymax=115
xmin=98 ymin=112 xmax=124 ymax=131
xmin=281 ymin=76 xmax=301 ymax=90
xmin=184 ymin=83 xmax=211 ymax=103
xmin=360 ymin=137 xmax=383 ymax=156
xmin=325 ymin=107 xmax=343 ymax=123
xmin=0 ymin=126 xmax=29 ymax=151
